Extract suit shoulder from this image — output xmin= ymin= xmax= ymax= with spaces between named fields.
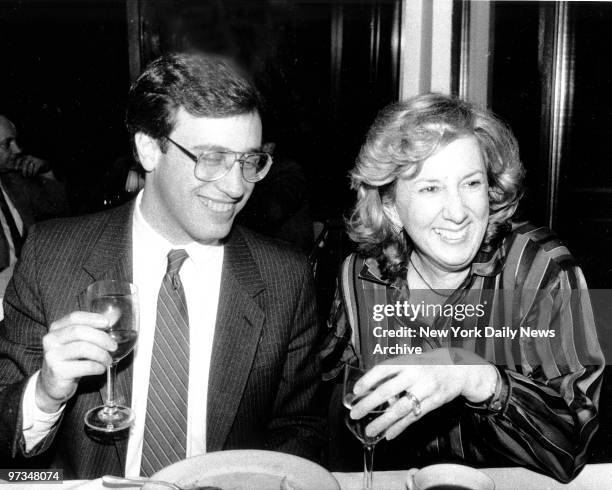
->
xmin=27 ymin=203 xmax=131 ymax=251
xmin=236 ymin=225 xmax=310 ymax=270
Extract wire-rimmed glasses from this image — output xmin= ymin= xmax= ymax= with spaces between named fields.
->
xmin=166 ymin=136 xmax=272 ymax=183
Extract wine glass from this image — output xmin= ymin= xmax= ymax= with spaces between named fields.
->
xmin=343 ymin=364 xmax=390 ymax=490
xmin=84 ymin=280 xmax=139 ymax=432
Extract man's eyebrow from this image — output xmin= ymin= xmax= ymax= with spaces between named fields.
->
xmin=190 ymin=143 xmax=225 ymax=151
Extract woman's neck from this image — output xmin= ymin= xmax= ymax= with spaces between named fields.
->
xmin=408 ymin=253 xmax=470 ymax=292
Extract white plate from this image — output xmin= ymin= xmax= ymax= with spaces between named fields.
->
xmin=71 ymin=480 xmax=104 ymax=489
xmin=145 ymin=450 xmax=340 ymax=490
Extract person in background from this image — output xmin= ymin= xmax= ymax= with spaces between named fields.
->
xmin=101 ymin=155 xmax=146 ymax=209
xmin=0 ymin=53 xmax=324 ymax=478
xmin=0 ymin=115 xmax=68 ymax=316
xmin=321 ymin=93 xmax=604 ymax=482
xmin=237 ymin=142 xmax=314 ymax=253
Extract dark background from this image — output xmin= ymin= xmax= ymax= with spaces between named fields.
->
xmin=0 ymin=0 xmax=130 ymax=214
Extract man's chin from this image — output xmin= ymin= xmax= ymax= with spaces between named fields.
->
xmin=191 ymin=222 xmax=234 ymax=246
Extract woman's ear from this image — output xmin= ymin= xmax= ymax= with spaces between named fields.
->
xmin=134 ymin=132 xmax=162 ymax=172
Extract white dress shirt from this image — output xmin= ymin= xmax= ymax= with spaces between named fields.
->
xmin=22 ymin=191 xmax=223 ymax=476
xmin=0 ymin=180 xmax=25 ymax=320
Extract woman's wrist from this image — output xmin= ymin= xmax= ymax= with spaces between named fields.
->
xmin=463 ymin=363 xmax=499 ymax=403
xmin=465 ymin=365 xmax=506 ymax=413
xmin=449 ymin=348 xmax=498 ymax=402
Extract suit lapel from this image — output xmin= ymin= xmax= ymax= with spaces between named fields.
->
xmin=78 ymin=202 xmax=134 ymax=470
xmin=207 ymin=227 xmax=266 ymax=451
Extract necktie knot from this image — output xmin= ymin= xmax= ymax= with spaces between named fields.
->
xmin=166 ymin=249 xmax=189 ymax=275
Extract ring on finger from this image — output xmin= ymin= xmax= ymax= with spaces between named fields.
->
xmin=400 ymin=390 xmax=422 ymax=417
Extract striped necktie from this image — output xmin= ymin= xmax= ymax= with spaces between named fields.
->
xmin=141 ymin=249 xmax=190 ymax=476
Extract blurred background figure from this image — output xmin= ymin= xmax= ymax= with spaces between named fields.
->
xmin=0 ymin=115 xmax=68 ymax=316
xmin=0 ymin=115 xmax=56 ymax=179
xmin=237 ymin=142 xmax=314 ymax=253
xmin=101 ymin=155 xmax=146 ymax=209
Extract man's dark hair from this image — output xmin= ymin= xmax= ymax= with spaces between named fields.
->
xmin=126 ymin=52 xmax=262 ymax=153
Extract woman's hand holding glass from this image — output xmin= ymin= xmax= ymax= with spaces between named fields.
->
xmin=349 ymin=348 xmax=498 ymax=440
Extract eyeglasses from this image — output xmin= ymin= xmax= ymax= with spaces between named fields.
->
xmin=166 ymin=137 xmax=272 ymax=183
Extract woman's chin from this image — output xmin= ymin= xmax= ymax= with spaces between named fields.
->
xmin=428 ymin=253 xmax=475 ymax=273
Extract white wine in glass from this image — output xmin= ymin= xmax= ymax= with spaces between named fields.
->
xmin=84 ymin=280 xmax=139 ymax=432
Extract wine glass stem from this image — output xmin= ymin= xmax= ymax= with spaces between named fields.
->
xmin=362 ymin=444 xmax=375 ymax=490
xmin=105 ymin=363 xmax=117 ymax=410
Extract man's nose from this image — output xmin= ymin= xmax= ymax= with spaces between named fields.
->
xmin=10 ymin=140 xmax=22 ymax=154
xmin=217 ymin=159 xmax=247 ymax=199
xmin=442 ymin=188 xmax=468 ymax=223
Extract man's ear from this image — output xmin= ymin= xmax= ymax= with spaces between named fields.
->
xmin=134 ymin=132 xmax=162 ymax=172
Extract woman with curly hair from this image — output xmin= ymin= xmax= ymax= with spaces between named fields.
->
xmin=322 ymin=93 xmax=603 ymax=482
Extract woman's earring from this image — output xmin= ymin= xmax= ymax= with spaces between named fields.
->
xmin=383 ymin=204 xmax=403 ymax=235
xmin=389 ymin=220 xmax=402 ymax=235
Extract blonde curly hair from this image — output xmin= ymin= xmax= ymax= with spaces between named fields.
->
xmin=347 ymin=93 xmax=524 ymax=280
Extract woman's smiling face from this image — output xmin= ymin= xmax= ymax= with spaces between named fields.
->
xmin=394 ymin=136 xmax=489 ymax=275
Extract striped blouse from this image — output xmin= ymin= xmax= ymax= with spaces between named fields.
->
xmin=320 ymin=223 xmax=604 ymax=482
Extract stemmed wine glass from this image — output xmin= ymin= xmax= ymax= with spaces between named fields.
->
xmin=84 ymin=280 xmax=139 ymax=432
xmin=343 ymin=364 xmax=390 ymax=490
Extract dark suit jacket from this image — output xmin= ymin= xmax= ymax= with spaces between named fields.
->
xmin=1 ymin=172 xmax=68 ymax=228
xmin=0 ymin=202 xmax=325 ymax=478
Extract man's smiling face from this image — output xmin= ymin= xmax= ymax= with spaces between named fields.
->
xmin=138 ymin=107 xmax=262 ymax=245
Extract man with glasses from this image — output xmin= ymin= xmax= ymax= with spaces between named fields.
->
xmin=0 ymin=53 xmax=324 ymax=478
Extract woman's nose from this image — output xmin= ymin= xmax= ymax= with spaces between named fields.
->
xmin=442 ymin=189 xmax=468 ymax=223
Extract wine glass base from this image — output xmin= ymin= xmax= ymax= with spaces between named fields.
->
xmin=84 ymin=405 xmax=134 ymax=432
